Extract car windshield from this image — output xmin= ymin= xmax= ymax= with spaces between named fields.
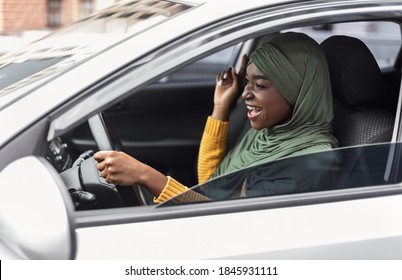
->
xmin=0 ymin=0 xmax=193 ymax=101
xmin=158 ymin=143 xmax=402 ymax=207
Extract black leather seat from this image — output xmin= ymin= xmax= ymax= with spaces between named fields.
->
xmin=321 ymin=35 xmax=395 ymax=188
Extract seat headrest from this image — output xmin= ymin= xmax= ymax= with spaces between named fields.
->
xmin=321 ymin=35 xmax=386 ymax=107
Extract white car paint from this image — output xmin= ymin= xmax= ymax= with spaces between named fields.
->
xmin=75 ymin=194 xmax=402 ymax=259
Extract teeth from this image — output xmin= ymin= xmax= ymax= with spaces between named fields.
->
xmin=247 ymin=105 xmax=261 ymax=111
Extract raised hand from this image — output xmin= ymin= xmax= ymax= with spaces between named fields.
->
xmin=212 ymin=55 xmax=247 ymax=121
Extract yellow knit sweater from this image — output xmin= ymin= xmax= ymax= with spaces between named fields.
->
xmin=154 ymin=116 xmax=229 ymax=203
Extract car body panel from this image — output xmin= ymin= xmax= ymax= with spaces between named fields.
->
xmin=75 ymin=193 xmax=402 ymax=259
xmin=0 ymin=157 xmax=76 ymax=259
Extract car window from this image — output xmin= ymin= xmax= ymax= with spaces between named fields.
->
xmin=54 ymin=25 xmax=401 ymax=210
xmin=159 ymin=143 xmax=400 ymax=206
xmin=289 ymin=21 xmax=402 ymax=69
xmin=159 ymin=45 xmax=238 ymax=84
xmin=0 ymin=0 xmax=195 ymax=101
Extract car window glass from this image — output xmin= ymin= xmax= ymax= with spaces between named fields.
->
xmin=159 ymin=45 xmax=237 ymax=84
xmin=0 ymin=0 xmax=195 ymax=100
xmin=159 ymin=143 xmax=401 ymax=206
xmin=289 ymin=22 xmax=401 ymax=68
xmin=0 ymin=56 xmax=68 ymax=92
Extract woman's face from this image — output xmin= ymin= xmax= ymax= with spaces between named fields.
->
xmin=242 ymin=63 xmax=294 ymax=130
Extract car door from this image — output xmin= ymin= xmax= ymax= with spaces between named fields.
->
xmin=73 ymin=142 xmax=402 ymax=259
xmin=74 ymin=191 xmax=402 ymax=259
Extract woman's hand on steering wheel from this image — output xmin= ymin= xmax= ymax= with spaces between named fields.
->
xmin=94 ymin=150 xmax=168 ymax=197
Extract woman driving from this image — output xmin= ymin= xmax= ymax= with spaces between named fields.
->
xmin=94 ymin=32 xmax=338 ymax=204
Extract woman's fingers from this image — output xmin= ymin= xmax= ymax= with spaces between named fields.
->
xmin=94 ymin=151 xmax=116 ymax=181
xmin=216 ymin=54 xmax=248 ymax=85
xmin=100 ymin=168 xmax=108 ymax=179
xmin=238 ymin=54 xmax=248 ymax=80
xmin=96 ymin=160 xmax=105 ymax=171
xmin=217 ymin=68 xmax=235 ymax=87
xmin=216 ymin=69 xmax=227 ymax=84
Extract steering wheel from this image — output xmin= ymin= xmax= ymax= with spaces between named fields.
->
xmin=87 ymin=112 xmax=123 ymax=152
xmin=84 ymin=112 xmax=150 ymax=207
xmin=61 ymin=112 xmax=152 ymax=209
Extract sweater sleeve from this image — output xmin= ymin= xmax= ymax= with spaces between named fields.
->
xmin=197 ymin=116 xmax=229 ymax=184
xmin=153 ymin=176 xmax=188 ymax=204
xmin=153 ymin=176 xmax=210 ymax=204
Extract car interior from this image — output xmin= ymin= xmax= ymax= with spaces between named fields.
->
xmin=321 ymin=35 xmax=397 ymax=189
xmin=49 ymin=20 xmax=402 ymax=210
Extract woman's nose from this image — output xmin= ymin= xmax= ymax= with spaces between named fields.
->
xmin=242 ymin=89 xmax=253 ymax=100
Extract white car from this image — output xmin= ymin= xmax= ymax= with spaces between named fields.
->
xmin=1 ymin=0 xmax=402 ymax=259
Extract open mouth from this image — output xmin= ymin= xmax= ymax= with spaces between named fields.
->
xmin=246 ymin=105 xmax=263 ymax=118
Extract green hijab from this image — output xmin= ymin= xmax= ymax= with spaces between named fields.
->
xmin=213 ymin=32 xmax=338 ymax=177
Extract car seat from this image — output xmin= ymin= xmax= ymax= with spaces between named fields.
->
xmin=321 ymin=35 xmax=395 ymax=188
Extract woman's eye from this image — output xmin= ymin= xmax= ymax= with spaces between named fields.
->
xmin=256 ymin=83 xmax=265 ymax=89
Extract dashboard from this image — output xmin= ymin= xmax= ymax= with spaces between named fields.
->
xmin=46 ymin=137 xmax=73 ymax=173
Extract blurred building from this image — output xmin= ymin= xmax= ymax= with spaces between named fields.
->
xmin=0 ymin=0 xmax=120 ymax=35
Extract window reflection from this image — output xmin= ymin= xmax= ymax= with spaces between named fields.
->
xmin=159 ymin=143 xmax=401 ymax=206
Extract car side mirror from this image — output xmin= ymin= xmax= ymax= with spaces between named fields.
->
xmin=0 ymin=156 xmax=76 ymax=259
